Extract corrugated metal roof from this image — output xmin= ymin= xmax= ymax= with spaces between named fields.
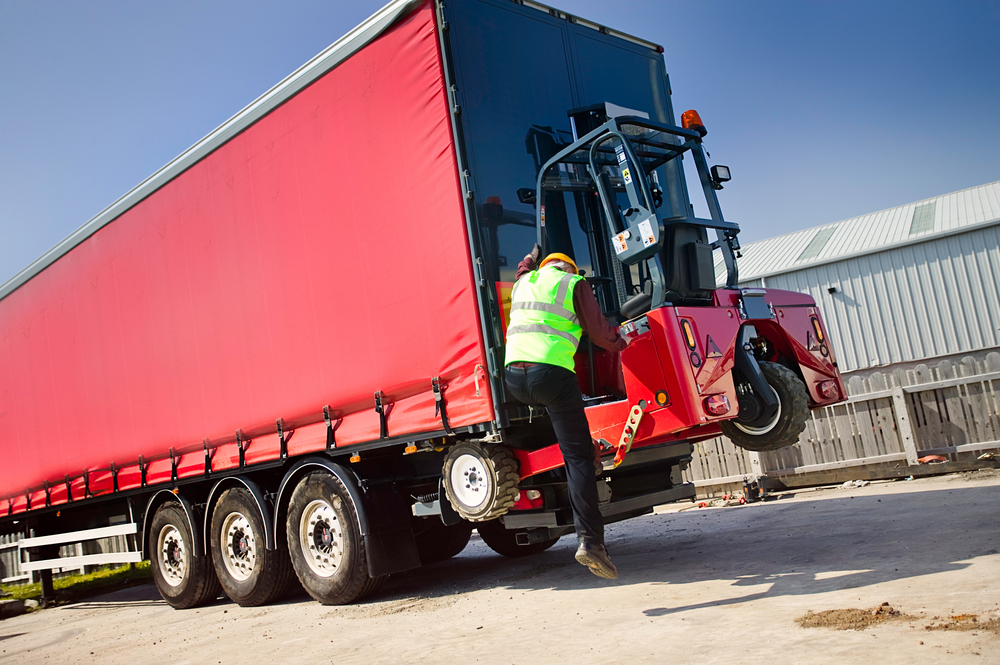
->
xmin=724 ymin=180 xmax=1000 ymax=282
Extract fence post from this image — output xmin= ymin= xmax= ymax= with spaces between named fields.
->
xmin=891 ymin=387 xmax=920 ymax=465
xmin=747 ymin=450 xmax=764 ymax=480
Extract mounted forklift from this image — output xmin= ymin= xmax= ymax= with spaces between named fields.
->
xmin=437 ymin=103 xmax=846 ymax=548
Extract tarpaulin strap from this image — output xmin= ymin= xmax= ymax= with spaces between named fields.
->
xmin=43 ymin=482 xmax=51 ymax=507
xmin=170 ymin=448 xmax=178 ymax=482
xmin=236 ymin=430 xmax=246 ymax=468
xmin=203 ymin=439 xmax=213 ymax=476
xmin=613 ymin=405 xmax=644 ymax=468
xmin=276 ymin=419 xmax=288 ymax=460
xmin=138 ymin=457 xmax=148 ymax=488
xmin=110 ymin=463 xmax=119 ymax=493
xmin=24 ymin=489 xmax=31 ymax=511
xmin=324 ymin=406 xmax=337 ymax=450
xmin=84 ymin=468 xmax=93 ymax=497
xmin=64 ymin=476 xmax=72 ymax=503
xmin=374 ymin=392 xmax=389 ymax=439
xmin=432 ymin=377 xmax=454 ymax=436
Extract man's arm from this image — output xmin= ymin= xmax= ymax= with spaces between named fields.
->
xmin=574 ymin=285 xmax=628 ymax=352
xmin=514 ymin=243 xmax=541 ymax=281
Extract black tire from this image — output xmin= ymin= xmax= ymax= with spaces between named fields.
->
xmin=721 ymin=361 xmax=809 ymax=452
xmin=413 ymin=517 xmax=474 ymax=565
xmin=477 ymin=519 xmax=560 ymax=558
xmin=149 ymin=502 xmax=221 ymax=609
xmin=441 ymin=442 xmax=520 ymax=522
xmin=285 ymin=471 xmax=384 ymax=605
xmin=209 ymin=487 xmax=296 ymax=607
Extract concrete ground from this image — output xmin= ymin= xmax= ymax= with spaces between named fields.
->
xmin=1 ymin=470 xmax=997 ymax=664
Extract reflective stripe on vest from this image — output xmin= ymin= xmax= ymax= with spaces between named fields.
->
xmin=504 ymin=266 xmax=584 ymax=372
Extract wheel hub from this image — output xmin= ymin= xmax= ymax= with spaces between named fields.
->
xmin=221 ymin=512 xmax=256 ymax=582
xmin=450 ymin=454 xmax=492 ymax=510
xmin=157 ymin=525 xmax=187 ymax=588
xmin=299 ymin=499 xmax=343 ymax=578
xmin=734 ymin=384 xmax=782 ymax=435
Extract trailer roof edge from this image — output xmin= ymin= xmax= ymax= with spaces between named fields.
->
xmin=0 ymin=0 xmax=421 ymax=302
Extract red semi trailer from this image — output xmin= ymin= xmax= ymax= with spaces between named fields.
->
xmin=0 ymin=0 xmax=845 ymax=608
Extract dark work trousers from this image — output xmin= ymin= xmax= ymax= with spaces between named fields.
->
xmin=505 ymin=363 xmax=604 ymax=545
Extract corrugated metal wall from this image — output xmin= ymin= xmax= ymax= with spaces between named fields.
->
xmin=759 ymin=223 xmax=1000 ymax=373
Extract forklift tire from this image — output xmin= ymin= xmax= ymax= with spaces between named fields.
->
xmin=721 ymin=361 xmax=809 ymax=452
xmin=477 ymin=519 xmax=560 ymax=558
xmin=441 ymin=442 xmax=520 ymax=522
xmin=413 ymin=518 xmax=474 ymax=564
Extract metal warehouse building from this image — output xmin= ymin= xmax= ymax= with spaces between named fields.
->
xmin=689 ymin=181 xmax=1000 ymax=492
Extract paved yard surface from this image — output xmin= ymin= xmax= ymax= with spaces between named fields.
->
xmin=1 ymin=470 xmax=998 ymax=664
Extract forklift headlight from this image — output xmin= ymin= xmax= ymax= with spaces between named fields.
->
xmin=711 ymin=165 xmax=731 ymax=182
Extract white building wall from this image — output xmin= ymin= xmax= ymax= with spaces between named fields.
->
xmin=757 ymin=223 xmax=1000 ymax=373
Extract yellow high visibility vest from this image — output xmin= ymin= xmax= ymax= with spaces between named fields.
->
xmin=504 ymin=266 xmax=584 ymax=372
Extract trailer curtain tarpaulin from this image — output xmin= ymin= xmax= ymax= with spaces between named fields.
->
xmin=0 ymin=0 xmax=493 ymax=509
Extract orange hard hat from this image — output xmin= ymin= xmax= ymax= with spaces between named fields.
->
xmin=539 ymin=253 xmax=578 ymax=274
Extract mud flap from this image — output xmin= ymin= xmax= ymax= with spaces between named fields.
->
xmin=360 ymin=483 xmax=421 ymax=577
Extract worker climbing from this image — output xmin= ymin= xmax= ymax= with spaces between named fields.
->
xmin=504 ymin=243 xmax=629 ymax=578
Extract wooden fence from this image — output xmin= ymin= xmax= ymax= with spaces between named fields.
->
xmin=1 ymin=532 xmax=134 ymax=585
xmin=684 ymin=351 xmax=1000 ymax=495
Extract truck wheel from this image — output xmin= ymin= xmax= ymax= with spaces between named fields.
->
xmin=722 ymin=361 xmax=809 ymax=452
xmin=477 ymin=519 xmax=560 ymax=558
xmin=285 ymin=472 xmax=384 ymax=605
xmin=150 ymin=502 xmax=220 ymax=609
xmin=413 ymin=517 xmax=473 ymax=565
xmin=442 ymin=442 xmax=520 ymax=522
xmin=209 ymin=487 xmax=296 ymax=607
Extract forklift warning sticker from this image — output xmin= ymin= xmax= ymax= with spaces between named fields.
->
xmin=621 ymin=168 xmax=632 ymax=185
xmin=638 ymin=219 xmax=655 ymax=247
xmin=614 ymin=232 xmax=628 ymax=254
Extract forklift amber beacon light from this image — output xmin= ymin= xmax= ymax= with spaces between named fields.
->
xmin=680 ymin=109 xmax=707 ymax=137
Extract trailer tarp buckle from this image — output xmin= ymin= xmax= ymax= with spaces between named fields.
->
xmin=203 ymin=439 xmax=212 ymax=476
xmin=324 ymin=406 xmax=337 ymax=450
xmin=64 ymin=475 xmax=72 ymax=503
xmin=43 ymin=481 xmax=51 ymax=508
xmin=138 ymin=456 xmax=149 ymax=488
xmin=236 ymin=430 xmax=246 ymax=468
xmin=111 ymin=463 xmax=120 ymax=493
xmin=374 ymin=392 xmax=388 ymax=439
xmin=432 ymin=377 xmax=454 ymax=436
xmin=276 ymin=419 xmax=288 ymax=460
xmin=169 ymin=448 xmax=178 ymax=482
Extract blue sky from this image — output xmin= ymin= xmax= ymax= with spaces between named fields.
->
xmin=1 ymin=0 xmax=997 ymax=285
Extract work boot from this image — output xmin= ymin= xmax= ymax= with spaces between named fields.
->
xmin=575 ymin=541 xmax=618 ymax=579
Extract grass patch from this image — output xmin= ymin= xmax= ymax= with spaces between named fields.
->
xmin=2 ymin=561 xmax=152 ymax=603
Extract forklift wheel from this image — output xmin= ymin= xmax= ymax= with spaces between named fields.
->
xmin=721 ymin=361 xmax=808 ymax=451
xmin=441 ymin=442 xmax=520 ymax=522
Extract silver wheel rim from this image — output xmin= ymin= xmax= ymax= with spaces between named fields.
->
xmin=299 ymin=499 xmax=343 ymax=578
xmin=450 ymin=453 xmax=492 ymax=510
xmin=221 ymin=511 xmax=256 ymax=582
xmin=735 ymin=385 xmax=782 ymax=435
xmin=157 ymin=524 xmax=187 ymax=588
